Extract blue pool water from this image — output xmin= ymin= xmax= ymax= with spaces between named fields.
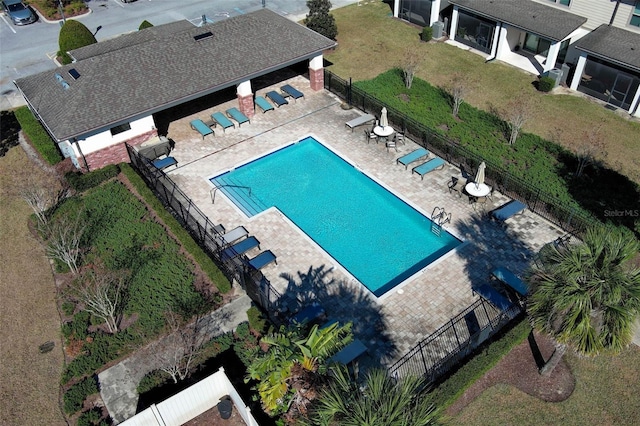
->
xmin=211 ymin=137 xmax=461 ymax=297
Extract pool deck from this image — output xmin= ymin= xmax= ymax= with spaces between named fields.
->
xmin=163 ymin=76 xmax=565 ymax=367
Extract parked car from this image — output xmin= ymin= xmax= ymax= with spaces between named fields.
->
xmin=1 ymin=0 xmax=36 ymax=25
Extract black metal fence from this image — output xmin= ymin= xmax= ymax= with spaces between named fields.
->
xmin=324 ymin=71 xmax=599 ymax=236
xmin=389 ymin=297 xmax=523 ymax=383
xmin=125 ymin=144 xmax=283 ymax=320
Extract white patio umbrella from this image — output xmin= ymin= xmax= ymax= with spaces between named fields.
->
xmin=475 ymin=162 xmax=486 ymax=188
xmin=380 ymin=107 xmax=389 ymax=128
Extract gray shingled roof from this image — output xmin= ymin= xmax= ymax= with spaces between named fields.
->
xmin=449 ymin=0 xmax=587 ymax=41
xmin=14 ymin=9 xmax=336 ymax=142
xmin=69 ymin=20 xmax=195 ymax=61
xmin=574 ymin=24 xmax=640 ymax=71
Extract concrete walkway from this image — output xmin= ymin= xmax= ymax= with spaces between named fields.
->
xmin=99 ymin=294 xmax=252 ymax=424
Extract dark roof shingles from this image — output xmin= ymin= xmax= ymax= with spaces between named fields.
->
xmin=449 ymin=0 xmax=587 ymax=41
xmin=15 ymin=9 xmax=336 ymax=141
xmin=574 ymin=24 xmax=640 ymax=70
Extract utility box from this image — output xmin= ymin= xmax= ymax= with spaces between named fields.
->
xmin=432 ymin=21 xmax=444 ymax=39
xmin=546 ymin=68 xmax=563 ymax=88
xmin=560 ymin=63 xmax=571 ymax=85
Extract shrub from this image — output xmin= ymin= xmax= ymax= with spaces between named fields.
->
xmin=13 ymin=106 xmax=63 ymax=165
xmin=62 ymin=310 xmax=90 ymax=341
xmin=61 ymin=301 xmax=76 ymax=316
xmin=421 ymin=26 xmax=433 ymax=42
xmin=233 ymin=322 xmax=260 ymax=367
xmin=538 ymin=76 xmax=555 ymax=92
xmin=304 ymin=0 xmax=338 ymax=40
xmin=63 ymin=376 xmax=98 ymax=414
xmin=58 ymin=20 xmax=97 ymax=65
xmin=77 ymin=408 xmax=108 ymax=426
xmin=65 ymin=164 xmax=120 ymax=192
xmin=247 ymin=305 xmax=267 ymax=335
xmin=139 ymin=20 xmax=154 ymax=30
xmin=137 ymin=369 xmax=169 ymax=394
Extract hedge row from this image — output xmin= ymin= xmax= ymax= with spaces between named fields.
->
xmin=120 ymin=163 xmax=232 ymax=293
xmin=65 ymin=164 xmax=120 ymax=192
xmin=13 ymin=106 xmax=63 ymax=165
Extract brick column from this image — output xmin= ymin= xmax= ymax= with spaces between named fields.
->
xmin=309 ymin=67 xmax=324 ymax=91
xmin=237 ymin=93 xmax=255 ymax=117
xmin=309 ymin=54 xmax=324 ymax=91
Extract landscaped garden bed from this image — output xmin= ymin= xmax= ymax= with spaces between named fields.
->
xmin=26 ymin=0 xmax=88 ymax=20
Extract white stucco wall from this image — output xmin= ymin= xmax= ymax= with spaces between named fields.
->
xmin=74 ymin=115 xmax=156 ymax=157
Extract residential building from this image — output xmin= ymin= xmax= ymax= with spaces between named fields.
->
xmin=393 ymin=0 xmax=640 ymax=117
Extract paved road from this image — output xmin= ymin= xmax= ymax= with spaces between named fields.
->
xmin=0 ymin=0 xmax=359 ymax=110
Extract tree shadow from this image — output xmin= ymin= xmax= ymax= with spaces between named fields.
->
xmin=556 ymin=151 xmax=640 ymax=237
xmin=273 ymin=264 xmax=397 ymax=369
xmin=527 ymin=330 xmax=545 ymax=369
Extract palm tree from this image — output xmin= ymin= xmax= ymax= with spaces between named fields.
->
xmin=302 ymin=365 xmax=436 ymax=425
xmin=246 ymin=321 xmax=353 ymax=418
xmin=527 ymin=226 xmax=640 ymax=375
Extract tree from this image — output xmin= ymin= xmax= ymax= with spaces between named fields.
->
xmin=70 ymin=263 xmax=128 ymax=334
xmin=58 ymin=20 xmax=97 ymax=65
xmin=19 ymin=177 xmax=68 ymax=225
xmin=527 ymin=226 xmax=640 ymax=376
xmin=447 ymin=72 xmax=476 ymax=118
xmin=246 ymin=321 xmax=353 ymax=419
xmin=502 ymin=96 xmax=533 ymax=145
xmin=156 ymin=309 xmax=206 ymax=383
xmin=138 ymin=20 xmax=154 ymax=30
xmin=304 ymin=0 xmax=338 ymax=40
xmin=400 ymin=48 xmax=420 ymax=90
xmin=575 ymin=122 xmax=607 ymax=177
xmin=303 ymin=365 xmax=436 ymax=425
xmin=43 ymin=212 xmax=86 ymax=274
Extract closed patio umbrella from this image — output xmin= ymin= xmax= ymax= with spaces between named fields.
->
xmin=380 ymin=107 xmax=388 ymax=128
xmin=475 ymin=162 xmax=486 ymax=187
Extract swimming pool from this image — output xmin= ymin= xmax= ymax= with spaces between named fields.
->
xmin=211 ymin=136 xmax=461 ymax=297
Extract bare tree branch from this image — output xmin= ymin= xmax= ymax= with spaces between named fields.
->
xmin=19 ymin=177 xmax=69 ymax=225
xmin=42 ymin=212 xmax=86 ymax=275
xmin=575 ymin=122 xmax=607 ymax=177
xmin=502 ymin=96 xmax=533 ymax=145
xmin=446 ymin=73 xmax=476 ymax=118
xmin=70 ymin=264 xmax=128 ymax=334
xmin=400 ymin=49 xmax=420 ymax=90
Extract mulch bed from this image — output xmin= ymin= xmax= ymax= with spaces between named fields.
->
xmin=446 ymin=330 xmax=576 ymax=416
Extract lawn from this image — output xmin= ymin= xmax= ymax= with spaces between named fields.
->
xmin=325 ymin=2 xmax=640 ymax=184
xmin=0 ymin=146 xmax=66 ymax=426
xmin=448 ymin=346 xmax=640 ymax=426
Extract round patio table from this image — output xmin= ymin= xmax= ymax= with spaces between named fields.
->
xmin=373 ymin=125 xmax=394 ymax=139
xmin=465 ymin=182 xmax=491 ymax=197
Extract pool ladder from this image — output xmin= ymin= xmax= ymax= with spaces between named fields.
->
xmin=431 ymin=207 xmax=451 ymax=237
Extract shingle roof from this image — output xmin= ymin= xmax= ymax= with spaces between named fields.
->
xmin=449 ymin=0 xmax=587 ymax=41
xmin=14 ymin=9 xmax=336 ymax=142
xmin=574 ymin=24 xmax=640 ymax=71
xmin=69 ymin=20 xmax=195 ymax=61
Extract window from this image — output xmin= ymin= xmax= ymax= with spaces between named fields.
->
xmin=631 ymin=1 xmax=640 ymax=27
xmin=547 ymin=0 xmax=570 ymax=6
xmin=110 ymin=123 xmax=131 ymax=136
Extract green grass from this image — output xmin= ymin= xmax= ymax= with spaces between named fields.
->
xmin=327 ymin=2 xmax=640 ymax=184
xmin=448 ymin=346 xmax=640 ymax=426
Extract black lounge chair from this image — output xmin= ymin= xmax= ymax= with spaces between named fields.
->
xmin=248 ymin=250 xmax=277 ymax=270
xmin=220 ymin=236 xmax=260 ymax=262
xmin=266 ymin=90 xmax=288 ymax=107
xmin=280 ymin=84 xmax=304 ymax=102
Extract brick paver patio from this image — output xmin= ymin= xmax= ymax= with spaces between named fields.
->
xmin=160 ymin=75 xmax=565 ymax=367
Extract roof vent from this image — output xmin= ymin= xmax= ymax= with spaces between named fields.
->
xmin=54 ymin=73 xmax=70 ymax=90
xmin=68 ymin=68 xmax=81 ymax=80
xmin=194 ymin=31 xmax=213 ymax=41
